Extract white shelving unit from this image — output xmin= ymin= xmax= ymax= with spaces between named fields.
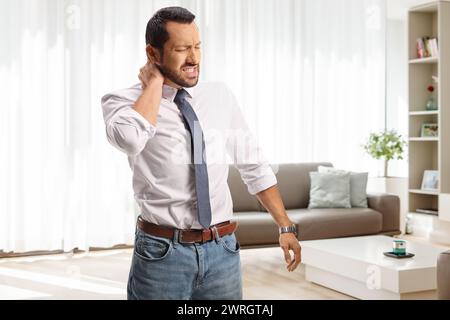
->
xmin=408 ymin=1 xmax=450 ymax=222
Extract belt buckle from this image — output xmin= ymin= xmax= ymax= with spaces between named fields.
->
xmin=179 ymin=230 xmax=199 ymax=244
xmin=201 ymin=229 xmax=213 ymax=243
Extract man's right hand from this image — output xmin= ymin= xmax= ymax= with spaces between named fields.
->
xmin=133 ymin=61 xmax=165 ymax=126
xmin=139 ymin=61 xmax=164 ymax=89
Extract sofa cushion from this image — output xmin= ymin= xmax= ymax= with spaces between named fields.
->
xmin=271 ymin=163 xmax=333 ymax=210
xmin=232 ymin=211 xmax=279 ymax=246
xmin=290 ymin=208 xmax=382 ymax=240
xmin=228 ymin=166 xmax=261 ymax=212
xmin=308 ymin=171 xmax=352 ymax=208
xmin=318 ymin=166 xmax=368 ymax=208
xmin=233 ymin=208 xmax=383 ymax=246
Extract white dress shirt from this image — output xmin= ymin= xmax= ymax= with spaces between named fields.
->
xmin=101 ymin=81 xmax=277 ymax=229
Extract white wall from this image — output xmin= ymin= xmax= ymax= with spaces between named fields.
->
xmin=386 ymin=19 xmax=408 ymax=177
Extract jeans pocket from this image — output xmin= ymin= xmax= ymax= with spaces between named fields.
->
xmin=220 ymin=233 xmax=241 ymax=254
xmin=134 ymin=231 xmax=173 ymax=262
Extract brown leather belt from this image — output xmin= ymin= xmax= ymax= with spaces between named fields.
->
xmin=137 ymin=216 xmax=238 ymax=244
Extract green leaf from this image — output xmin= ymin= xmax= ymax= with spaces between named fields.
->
xmin=362 ymin=130 xmax=407 ymax=163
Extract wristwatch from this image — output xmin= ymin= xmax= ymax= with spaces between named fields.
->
xmin=279 ymin=224 xmax=298 ymax=236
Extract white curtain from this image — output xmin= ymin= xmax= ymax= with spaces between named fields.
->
xmin=0 ymin=0 xmax=386 ymax=253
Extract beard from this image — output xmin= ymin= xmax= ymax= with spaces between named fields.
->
xmin=157 ymin=62 xmax=200 ymax=88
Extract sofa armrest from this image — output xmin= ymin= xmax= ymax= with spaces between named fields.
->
xmin=367 ymin=192 xmax=400 ymax=233
xmin=438 ymin=250 xmax=450 ymax=300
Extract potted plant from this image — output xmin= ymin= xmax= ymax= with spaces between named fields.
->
xmin=363 ymin=130 xmax=408 ymax=233
xmin=363 ymin=129 xmax=407 ymax=178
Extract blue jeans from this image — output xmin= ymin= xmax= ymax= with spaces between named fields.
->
xmin=127 ymin=224 xmax=243 ymax=300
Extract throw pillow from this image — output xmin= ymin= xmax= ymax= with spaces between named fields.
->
xmin=318 ymin=166 xmax=368 ymax=208
xmin=308 ymin=171 xmax=351 ymax=208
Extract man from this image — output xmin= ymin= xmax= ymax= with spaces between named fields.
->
xmin=101 ymin=6 xmax=301 ymax=300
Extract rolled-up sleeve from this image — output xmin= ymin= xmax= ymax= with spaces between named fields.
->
xmin=101 ymin=93 xmax=156 ymax=156
xmin=224 ymin=84 xmax=277 ymax=195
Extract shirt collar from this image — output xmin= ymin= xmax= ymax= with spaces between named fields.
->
xmin=162 ymin=84 xmax=196 ymax=102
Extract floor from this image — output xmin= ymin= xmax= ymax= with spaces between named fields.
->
xmin=2 ymin=234 xmax=447 ymax=300
xmin=0 ymin=246 xmax=352 ymax=300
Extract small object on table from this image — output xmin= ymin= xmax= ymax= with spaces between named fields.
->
xmin=384 ymin=239 xmax=414 ymax=259
xmin=384 ymin=252 xmax=415 ymax=259
xmin=393 ymin=239 xmax=406 ymax=255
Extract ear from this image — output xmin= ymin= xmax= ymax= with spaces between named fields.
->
xmin=146 ymin=44 xmax=162 ymax=65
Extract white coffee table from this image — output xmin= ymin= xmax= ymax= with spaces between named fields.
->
xmin=301 ymin=235 xmax=446 ymax=300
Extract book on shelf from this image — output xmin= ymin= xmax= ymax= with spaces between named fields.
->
xmin=415 ymin=208 xmax=438 ymax=215
xmin=416 ymin=37 xmax=439 ymax=58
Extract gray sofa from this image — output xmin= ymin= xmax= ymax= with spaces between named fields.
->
xmin=438 ymin=250 xmax=450 ymax=299
xmin=229 ymin=163 xmax=401 ymax=248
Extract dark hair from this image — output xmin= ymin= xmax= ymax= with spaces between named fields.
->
xmin=145 ymin=6 xmax=196 ymax=50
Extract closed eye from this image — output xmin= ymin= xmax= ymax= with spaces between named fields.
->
xmin=175 ymin=44 xmax=201 ymax=52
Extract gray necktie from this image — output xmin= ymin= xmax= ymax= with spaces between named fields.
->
xmin=174 ymin=89 xmax=212 ymax=229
